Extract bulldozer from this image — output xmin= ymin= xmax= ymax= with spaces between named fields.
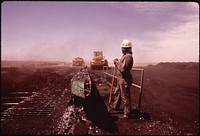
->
xmin=90 ymin=51 xmax=108 ymax=70
xmin=72 ymin=57 xmax=84 ymax=66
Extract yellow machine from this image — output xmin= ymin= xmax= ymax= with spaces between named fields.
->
xmin=72 ymin=57 xmax=84 ymax=66
xmin=90 ymin=51 xmax=108 ymax=70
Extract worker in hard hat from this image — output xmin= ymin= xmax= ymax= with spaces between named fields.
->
xmin=109 ymin=39 xmax=133 ymax=119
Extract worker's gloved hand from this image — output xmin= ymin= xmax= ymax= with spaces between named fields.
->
xmin=113 ymin=58 xmax=118 ymax=65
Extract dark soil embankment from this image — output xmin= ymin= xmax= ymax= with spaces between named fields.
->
xmin=1 ymin=62 xmax=199 ymax=135
xmin=141 ymin=62 xmax=199 ymax=134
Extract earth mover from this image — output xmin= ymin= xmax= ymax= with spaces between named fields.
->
xmin=90 ymin=51 xmax=108 ymax=70
xmin=72 ymin=57 xmax=84 ymax=66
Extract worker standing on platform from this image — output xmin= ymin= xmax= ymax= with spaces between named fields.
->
xmin=109 ymin=39 xmax=133 ymax=119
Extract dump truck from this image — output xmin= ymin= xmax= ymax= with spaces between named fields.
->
xmin=90 ymin=51 xmax=108 ymax=70
xmin=72 ymin=57 xmax=84 ymax=66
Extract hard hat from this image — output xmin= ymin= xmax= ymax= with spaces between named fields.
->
xmin=121 ymin=39 xmax=132 ymax=48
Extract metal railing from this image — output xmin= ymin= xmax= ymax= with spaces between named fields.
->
xmin=103 ymin=66 xmax=144 ymax=111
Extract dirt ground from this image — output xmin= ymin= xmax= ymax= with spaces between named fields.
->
xmin=136 ymin=64 xmax=199 ymax=135
xmin=1 ymin=62 xmax=199 ymax=135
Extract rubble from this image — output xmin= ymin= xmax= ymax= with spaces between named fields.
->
xmin=1 ymin=66 xmax=199 ymax=135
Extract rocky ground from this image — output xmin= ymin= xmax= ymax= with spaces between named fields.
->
xmin=1 ymin=63 xmax=199 ymax=135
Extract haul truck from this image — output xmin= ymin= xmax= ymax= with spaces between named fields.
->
xmin=90 ymin=51 xmax=108 ymax=70
xmin=72 ymin=57 xmax=84 ymax=66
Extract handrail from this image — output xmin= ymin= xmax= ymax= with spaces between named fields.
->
xmin=103 ymin=66 xmax=144 ymax=111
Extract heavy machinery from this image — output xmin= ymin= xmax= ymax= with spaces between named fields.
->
xmin=72 ymin=57 xmax=84 ymax=66
xmin=71 ymin=67 xmax=92 ymax=99
xmin=90 ymin=51 xmax=108 ymax=70
xmin=69 ymin=67 xmax=92 ymax=106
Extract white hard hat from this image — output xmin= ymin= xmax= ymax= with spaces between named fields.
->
xmin=121 ymin=39 xmax=132 ymax=48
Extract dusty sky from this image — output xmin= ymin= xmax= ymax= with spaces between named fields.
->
xmin=1 ymin=1 xmax=199 ymax=64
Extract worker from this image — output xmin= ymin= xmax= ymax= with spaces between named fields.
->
xmin=109 ymin=39 xmax=133 ymax=119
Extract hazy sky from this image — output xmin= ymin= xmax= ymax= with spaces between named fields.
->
xmin=1 ymin=1 xmax=199 ymax=64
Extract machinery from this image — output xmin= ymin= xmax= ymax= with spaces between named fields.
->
xmin=72 ymin=57 xmax=84 ymax=66
xmin=70 ymin=67 xmax=92 ymax=99
xmin=90 ymin=51 xmax=108 ymax=70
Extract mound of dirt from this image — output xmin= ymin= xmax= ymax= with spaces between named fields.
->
xmin=148 ymin=62 xmax=199 ymax=71
xmin=1 ymin=65 xmax=199 ymax=135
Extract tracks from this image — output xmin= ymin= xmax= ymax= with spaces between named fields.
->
xmin=1 ymin=67 xmax=80 ymax=122
xmin=1 ymin=92 xmax=58 ymax=121
xmin=1 ymin=67 xmax=113 ymax=135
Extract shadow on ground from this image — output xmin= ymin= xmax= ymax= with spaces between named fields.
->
xmin=83 ymin=82 xmax=118 ymax=133
xmin=130 ymin=109 xmax=151 ymax=120
xmin=109 ymin=108 xmax=151 ymax=120
xmin=69 ymin=80 xmax=151 ymax=134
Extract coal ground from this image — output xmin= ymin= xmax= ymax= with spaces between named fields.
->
xmin=1 ymin=63 xmax=199 ymax=135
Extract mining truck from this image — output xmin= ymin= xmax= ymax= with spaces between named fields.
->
xmin=72 ymin=57 xmax=84 ymax=66
xmin=90 ymin=51 xmax=108 ymax=70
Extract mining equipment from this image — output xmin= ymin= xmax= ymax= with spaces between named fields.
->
xmin=90 ymin=51 xmax=108 ymax=70
xmin=69 ymin=67 xmax=92 ymax=105
xmin=72 ymin=57 xmax=84 ymax=66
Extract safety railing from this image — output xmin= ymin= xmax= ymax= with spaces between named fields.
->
xmin=103 ymin=66 xmax=144 ymax=111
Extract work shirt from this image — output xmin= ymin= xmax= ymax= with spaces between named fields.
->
xmin=115 ymin=53 xmax=133 ymax=84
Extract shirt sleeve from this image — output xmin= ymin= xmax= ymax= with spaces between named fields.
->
xmin=116 ymin=55 xmax=131 ymax=73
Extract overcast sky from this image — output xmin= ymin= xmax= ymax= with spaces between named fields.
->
xmin=1 ymin=1 xmax=199 ymax=64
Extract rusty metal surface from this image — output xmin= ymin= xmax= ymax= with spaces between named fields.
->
xmin=71 ymin=67 xmax=92 ymax=98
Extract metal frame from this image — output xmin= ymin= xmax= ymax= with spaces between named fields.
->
xmin=103 ymin=66 xmax=144 ymax=111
